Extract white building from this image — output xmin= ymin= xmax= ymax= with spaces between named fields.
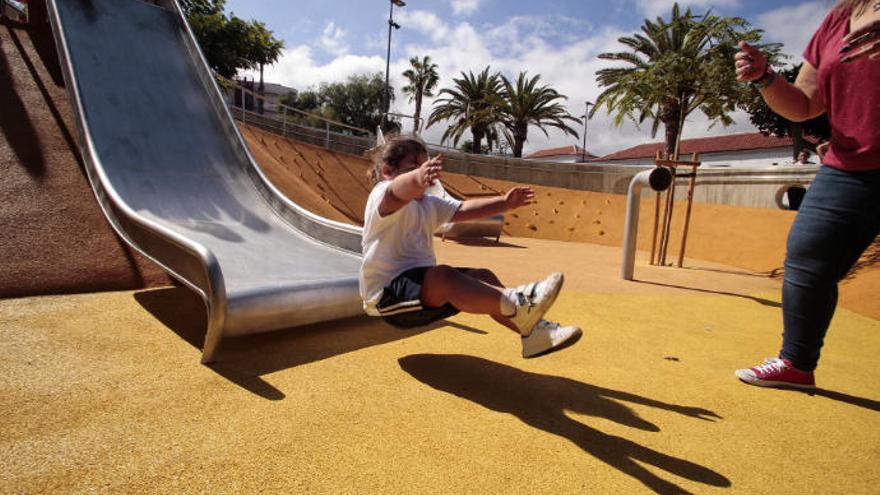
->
xmin=593 ymin=132 xmax=814 ymax=168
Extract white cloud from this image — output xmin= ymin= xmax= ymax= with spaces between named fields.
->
xmin=635 ymin=0 xmax=740 ymax=19
xmin=756 ymin=1 xmax=827 ymax=59
xmin=243 ymin=45 xmax=385 ymax=90
xmin=319 ymin=21 xmax=349 ymax=56
xmin=396 ymin=10 xmax=450 ymax=43
xmin=451 ymin=0 xmax=481 ymax=17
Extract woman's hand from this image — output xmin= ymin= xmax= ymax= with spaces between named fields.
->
xmin=417 ymin=155 xmax=443 ymax=189
xmin=816 ymin=141 xmax=830 ymax=161
xmin=735 ymin=41 xmax=769 ymax=82
xmin=503 ymin=186 xmax=535 ymax=210
xmin=841 ymin=20 xmax=880 ymax=63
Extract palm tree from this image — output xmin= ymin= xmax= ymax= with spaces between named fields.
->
xmin=428 ymin=67 xmax=503 ymax=154
xmin=402 ymin=56 xmax=440 ymax=133
xmin=592 ymin=3 xmax=775 ymax=157
xmin=498 ymin=72 xmax=580 ymax=158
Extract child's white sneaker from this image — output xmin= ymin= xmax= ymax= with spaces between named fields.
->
xmin=521 ymin=319 xmax=582 ymax=358
xmin=508 ymin=272 xmax=564 ymax=335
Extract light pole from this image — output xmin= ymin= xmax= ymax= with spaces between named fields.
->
xmin=581 ymin=101 xmax=592 ymax=162
xmin=382 ymin=0 xmax=405 ymax=129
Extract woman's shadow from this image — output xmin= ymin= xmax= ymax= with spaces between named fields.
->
xmin=399 ymin=354 xmax=731 ymax=495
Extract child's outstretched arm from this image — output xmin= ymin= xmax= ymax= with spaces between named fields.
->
xmin=451 ymin=186 xmax=535 ymax=222
xmin=378 ymin=155 xmax=443 ymax=216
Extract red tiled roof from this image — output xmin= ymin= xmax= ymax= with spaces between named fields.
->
xmin=596 ymin=132 xmax=798 ymax=161
xmin=525 ymin=145 xmax=596 ymax=160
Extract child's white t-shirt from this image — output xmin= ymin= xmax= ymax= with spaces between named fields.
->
xmin=359 ymin=180 xmax=461 ymax=315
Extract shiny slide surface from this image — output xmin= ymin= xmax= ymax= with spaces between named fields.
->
xmin=47 ymin=0 xmax=365 ymax=362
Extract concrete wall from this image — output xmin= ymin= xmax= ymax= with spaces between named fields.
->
xmin=434 ymin=147 xmax=817 ymax=210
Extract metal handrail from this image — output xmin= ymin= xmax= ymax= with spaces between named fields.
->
xmin=221 ymin=76 xmax=373 ymax=137
xmin=2 ymin=0 xmax=28 ymax=22
xmin=3 ymin=0 xmax=27 ymax=13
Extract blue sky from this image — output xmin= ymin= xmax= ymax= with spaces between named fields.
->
xmin=226 ymin=0 xmax=830 ymax=155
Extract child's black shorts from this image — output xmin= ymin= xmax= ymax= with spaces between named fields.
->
xmin=377 ymin=266 xmax=471 ymax=329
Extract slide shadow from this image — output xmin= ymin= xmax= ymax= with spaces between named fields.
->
xmin=134 ymin=287 xmax=474 ymax=400
xmin=400 ymin=354 xmax=730 ymax=495
xmin=24 ymin=1 xmax=65 ymax=86
xmin=443 ymin=237 xmax=527 ymax=249
xmin=1 ymin=24 xmax=46 ymax=178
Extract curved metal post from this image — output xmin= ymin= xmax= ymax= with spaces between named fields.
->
xmin=622 ymin=167 xmax=673 ymax=280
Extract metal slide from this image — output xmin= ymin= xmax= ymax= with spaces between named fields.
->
xmin=46 ymin=0 xmax=365 ymax=363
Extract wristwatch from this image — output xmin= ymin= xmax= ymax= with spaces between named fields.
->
xmin=753 ymin=67 xmax=776 ymax=90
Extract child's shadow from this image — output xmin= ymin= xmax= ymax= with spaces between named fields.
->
xmin=399 ymin=354 xmax=730 ymax=495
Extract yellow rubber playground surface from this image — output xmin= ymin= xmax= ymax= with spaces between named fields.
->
xmin=2 ymin=238 xmax=878 ymax=494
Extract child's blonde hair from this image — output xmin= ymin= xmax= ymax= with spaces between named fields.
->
xmin=368 ymin=134 xmax=428 ymax=185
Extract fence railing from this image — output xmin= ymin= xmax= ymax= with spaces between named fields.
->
xmin=221 ymin=77 xmax=380 ymax=155
xmin=234 ymin=106 xmax=375 ymax=156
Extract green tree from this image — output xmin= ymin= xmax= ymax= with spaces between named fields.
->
xmin=428 ymin=67 xmax=503 ymax=154
xmin=497 ymin=72 xmax=580 ymax=158
xmin=279 ymin=89 xmax=329 ymax=128
xmin=183 ymin=2 xmax=249 ymax=79
xmin=743 ymin=63 xmax=831 ymax=157
xmin=182 ymin=0 xmax=283 ymax=87
xmin=319 ymin=73 xmax=396 ymax=132
xmin=280 ymin=89 xmax=321 ymax=113
xmin=592 ymin=3 xmax=781 ymax=157
xmin=245 ymin=20 xmax=284 ymax=113
xmin=180 ymin=0 xmax=224 ymax=16
xmin=402 ymin=56 xmax=440 ymax=133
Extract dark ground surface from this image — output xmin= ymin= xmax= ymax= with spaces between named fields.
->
xmin=0 ymin=8 xmax=169 ymax=299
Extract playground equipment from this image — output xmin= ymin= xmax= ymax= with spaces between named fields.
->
xmin=46 ymin=0 xmax=366 ymax=363
xmin=650 ymin=151 xmax=702 ymax=268
xmin=621 ymin=167 xmax=673 ymax=280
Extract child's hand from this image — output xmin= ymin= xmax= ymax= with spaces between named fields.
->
xmin=503 ymin=186 xmax=535 ymax=209
xmin=417 ymin=155 xmax=443 ymax=189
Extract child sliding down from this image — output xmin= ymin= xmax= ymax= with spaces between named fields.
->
xmin=359 ymin=135 xmax=581 ymax=357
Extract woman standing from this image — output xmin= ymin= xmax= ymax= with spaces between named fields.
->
xmin=734 ymin=0 xmax=880 ymax=388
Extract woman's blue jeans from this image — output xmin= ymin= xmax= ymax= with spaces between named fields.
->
xmin=780 ymin=165 xmax=880 ymax=371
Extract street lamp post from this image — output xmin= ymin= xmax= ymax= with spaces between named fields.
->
xmin=581 ymin=101 xmax=592 ymax=163
xmin=382 ymin=0 xmax=405 ymax=129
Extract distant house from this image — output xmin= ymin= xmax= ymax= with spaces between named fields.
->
xmin=594 ymin=132 xmax=811 ymax=168
xmin=524 ymin=145 xmax=597 ymax=163
xmin=228 ymin=80 xmax=296 ymax=116
xmin=256 ymin=82 xmax=297 ymax=115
